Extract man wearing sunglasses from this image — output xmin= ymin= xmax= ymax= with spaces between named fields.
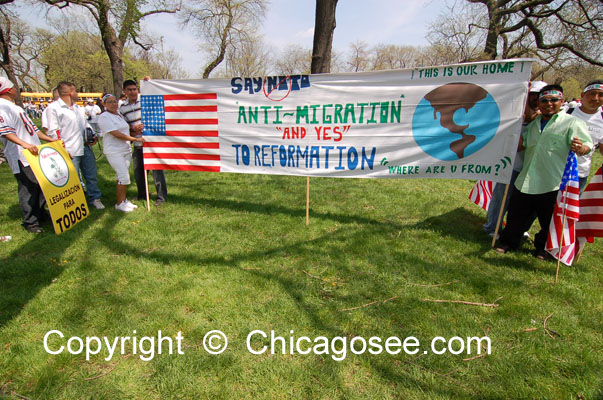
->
xmin=495 ymin=84 xmax=592 ymax=260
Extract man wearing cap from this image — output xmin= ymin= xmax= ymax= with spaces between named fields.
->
xmin=565 ymin=80 xmax=603 ymax=193
xmin=495 ymin=84 xmax=593 ymax=259
xmin=483 ymin=80 xmax=547 ymax=237
xmin=0 ymin=77 xmax=59 ymax=233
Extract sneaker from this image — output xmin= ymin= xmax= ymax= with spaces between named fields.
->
xmin=91 ymin=199 xmax=105 ymax=209
xmin=24 ymin=225 xmax=42 ymax=234
xmin=125 ymin=199 xmax=138 ymax=209
xmin=154 ymin=199 xmax=165 ymax=206
xmin=487 ymin=232 xmax=500 ymax=240
xmin=494 ymin=244 xmax=511 ymax=253
xmin=115 ymin=201 xmax=134 ymax=213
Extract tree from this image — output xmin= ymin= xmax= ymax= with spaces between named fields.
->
xmin=429 ymin=0 xmax=603 ymax=67
xmin=273 ymin=45 xmax=311 ymax=75
xmin=310 ymin=0 xmax=337 ymax=74
xmin=43 ymin=0 xmax=181 ymax=95
xmin=345 ymin=40 xmax=370 ymax=72
xmin=0 ymin=2 xmax=22 ymax=104
xmin=372 ymin=44 xmax=422 ymax=70
xmin=9 ymin=20 xmax=53 ymax=91
xmin=181 ymin=0 xmax=267 ymax=78
xmin=222 ymin=37 xmax=268 ymax=77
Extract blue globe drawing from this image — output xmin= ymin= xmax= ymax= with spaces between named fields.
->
xmin=412 ymin=83 xmax=501 ymax=161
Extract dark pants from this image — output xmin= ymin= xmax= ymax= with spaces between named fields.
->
xmin=132 ymin=147 xmax=167 ymax=201
xmin=499 ymin=187 xmax=558 ymax=251
xmin=14 ymin=161 xmax=46 ymax=228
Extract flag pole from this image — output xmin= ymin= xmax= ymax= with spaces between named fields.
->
xmin=553 ymin=186 xmax=570 ymax=285
xmin=575 ymin=242 xmax=586 ymax=264
xmin=491 ymin=184 xmax=510 ymax=248
xmin=554 ymin=213 xmax=567 ymax=285
xmin=144 ymin=169 xmax=151 ymax=212
xmin=306 ymin=176 xmax=310 ymax=225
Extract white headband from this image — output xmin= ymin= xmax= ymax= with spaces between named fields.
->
xmin=539 ymin=90 xmax=563 ymax=99
xmin=583 ymin=83 xmax=602 ymax=93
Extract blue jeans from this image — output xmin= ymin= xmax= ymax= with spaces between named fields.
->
xmin=483 ymin=169 xmax=520 ymax=234
xmin=72 ymin=145 xmax=102 ymax=201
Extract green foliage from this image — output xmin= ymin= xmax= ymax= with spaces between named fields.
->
xmin=0 ymin=154 xmax=602 ymax=399
xmin=39 ymin=31 xmax=174 ymax=93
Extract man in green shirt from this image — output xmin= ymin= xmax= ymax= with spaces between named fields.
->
xmin=495 ymin=84 xmax=592 ymax=259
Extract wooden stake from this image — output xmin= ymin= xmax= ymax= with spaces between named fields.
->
xmin=492 ymin=183 xmax=510 ymax=248
xmin=306 ymin=176 xmax=310 ymax=225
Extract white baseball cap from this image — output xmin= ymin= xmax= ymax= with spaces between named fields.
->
xmin=530 ymin=81 xmax=547 ymax=93
xmin=0 ymin=77 xmax=15 ymax=94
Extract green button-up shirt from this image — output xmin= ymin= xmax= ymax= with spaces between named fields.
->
xmin=515 ymin=112 xmax=591 ymax=195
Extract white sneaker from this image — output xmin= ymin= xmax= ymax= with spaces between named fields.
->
xmin=115 ymin=201 xmax=134 ymax=213
xmin=91 ymin=199 xmax=105 ymax=209
xmin=125 ymin=199 xmax=138 ymax=209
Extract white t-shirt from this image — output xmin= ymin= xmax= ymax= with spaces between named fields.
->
xmin=45 ymin=99 xmax=87 ymax=157
xmin=98 ymin=111 xmax=132 ymax=155
xmin=569 ymin=107 xmax=603 ymax=177
xmin=0 ymin=98 xmax=41 ymax=172
xmin=89 ymin=105 xmax=102 ymax=124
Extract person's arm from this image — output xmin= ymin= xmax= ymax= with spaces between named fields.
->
xmin=106 ymin=129 xmax=144 ymax=143
xmin=2 ymin=133 xmax=39 ymax=156
xmin=46 ymin=105 xmax=60 ymax=139
xmin=517 ymin=136 xmax=524 ymax=152
xmin=36 ymin=130 xmax=58 ymax=143
xmin=570 ymin=119 xmax=592 ymax=156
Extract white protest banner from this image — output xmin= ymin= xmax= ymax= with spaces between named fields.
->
xmin=141 ymin=59 xmax=532 ymax=183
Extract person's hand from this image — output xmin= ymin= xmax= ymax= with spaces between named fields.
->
xmin=24 ymin=143 xmax=39 ymax=156
xmin=571 ymin=137 xmax=588 ymax=156
xmin=88 ymin=137 xmax=98 ymax=146
xmin=133 ymin=123 xmax=144 ymax=134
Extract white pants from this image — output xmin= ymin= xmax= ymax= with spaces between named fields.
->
xmin=105 ymin=151 xmax=132 ymax=185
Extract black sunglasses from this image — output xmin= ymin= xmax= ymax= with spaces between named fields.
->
xmin=539 ymin=98 xmax=562 ymax=104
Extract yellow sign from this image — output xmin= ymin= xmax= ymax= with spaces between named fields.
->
xmin=23 ymin=141 xmax=89 ymax=234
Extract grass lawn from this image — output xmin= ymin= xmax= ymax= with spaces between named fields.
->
xmin=0 ymin=148 xmax=601 ymax=399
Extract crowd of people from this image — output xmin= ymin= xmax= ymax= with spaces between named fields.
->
xmin=0 ymin=76 xmax=168 ymax=235
xmin=1 ymin=75 xmax=602 ymax=253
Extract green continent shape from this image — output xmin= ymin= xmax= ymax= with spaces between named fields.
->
xmin=424 ymin=83 xmax=488 ymax=158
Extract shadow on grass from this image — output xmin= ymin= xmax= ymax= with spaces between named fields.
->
xmin=1 ymin=187 xmax=560 ymax=398
xmin=0 ymin=195 xmax=121 ymax=329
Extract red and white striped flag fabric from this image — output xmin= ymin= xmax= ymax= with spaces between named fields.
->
xmin=546 ymin=152 xmax=580 ymax=265
xmin=576 ymin=165 xmax=603 ymax=252
xmin=141 ymin=93 xmax=220 ymax=172
xmin=469 ymin=180 xmax=493 ymax=211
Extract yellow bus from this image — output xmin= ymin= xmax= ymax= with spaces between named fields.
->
xmin=21 ymin=92 xmax=103 ymax=107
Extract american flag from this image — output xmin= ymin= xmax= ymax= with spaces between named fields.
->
xmin=546 ymin=152 xmax=580 ymax=265
xmin=576 ymin=165 xmax=603 ymax=252
xmin=141 ymin=93 xmax=220 ymax=172
xmin=469 ymin=180 xmax=493 ymax=211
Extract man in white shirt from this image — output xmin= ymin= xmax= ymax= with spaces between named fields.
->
xmin=46 ymin=81 xmax=105 ymax=209
xmin=41 ymin=87 xmax=59 ymax=135
xmin=0 ymin=77 xmax=59 ymax=233
xmin=566 ymin=80 xmax=603 ymax=193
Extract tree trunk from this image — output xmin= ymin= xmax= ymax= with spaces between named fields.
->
xmin=98 ymin=4 xmax=125 ymax=95
xmin=311 ymin=0 xmax=337 ymax=74
xmin=482 ymin=0 xmax=499 ymax=60
xmin=0 ymin=12 xmax=21 ymax=106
